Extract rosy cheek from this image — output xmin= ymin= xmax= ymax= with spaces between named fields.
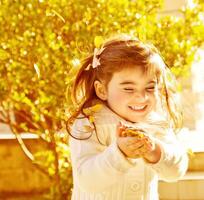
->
xmin=115 ymin=91 xmax=125 ymax=99
xmin=110 ymin=91 xmax=124 ymax=102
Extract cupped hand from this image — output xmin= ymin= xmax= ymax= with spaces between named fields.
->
xmin=116 ymin=123 xmax=161 ymax=162
xmin=116 ymin=123 xmax=152 ymax=159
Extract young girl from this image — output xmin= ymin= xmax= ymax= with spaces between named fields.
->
xmin=67 ymin=35 xmax=188 ymax=200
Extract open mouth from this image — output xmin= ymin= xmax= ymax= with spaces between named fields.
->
xmin=128 ymin=105 xmax=147 ymax=112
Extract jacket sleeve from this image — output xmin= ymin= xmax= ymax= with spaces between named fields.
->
xmin=147 ymin=128 xmax=189 ymax=182
xmin=69 ymin=116 xmax=137 ymax=192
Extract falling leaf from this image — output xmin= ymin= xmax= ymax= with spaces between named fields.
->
xmin=51 ymin=9 xmax=65 ymax=23
xmin=34 ymin=63 xmax=40 ymax=78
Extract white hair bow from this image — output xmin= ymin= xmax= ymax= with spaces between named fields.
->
xmin=92 ymin=47 xmax=105 ymax=68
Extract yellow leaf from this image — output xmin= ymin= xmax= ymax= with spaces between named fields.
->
xmin=91 ymin=104 xmax=103 ymax=112
xmin=187 ymin=148 xmax=194 ymax=157
xmin=83 ymin=107 xmax=92 ymax=116
xmin=125 ymin=129 xmax=144 ymax=138
xmin=94 ymin=36 xmax=104 ymax=48
xmin=89 ymin=116 xmax=95 ymax=123
xmin=83 ymin=104 xmax=102 ymax=116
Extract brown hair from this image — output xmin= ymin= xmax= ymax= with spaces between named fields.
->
xmin=66 ymin=35 xmax=182 ymax=138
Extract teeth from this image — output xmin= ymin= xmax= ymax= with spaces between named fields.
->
xmin=129 ymin=105 xmax=145 ymax=111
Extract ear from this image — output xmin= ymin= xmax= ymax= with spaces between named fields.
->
xmin=94 ymin=80 xmax=107 ymax=101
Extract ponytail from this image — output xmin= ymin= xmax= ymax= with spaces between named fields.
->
xmin=66 ymin=54 xmax=98 ymax=139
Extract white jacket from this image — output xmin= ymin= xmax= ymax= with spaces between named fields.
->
xmin=70 ymin=104 xmax=188 ymax=200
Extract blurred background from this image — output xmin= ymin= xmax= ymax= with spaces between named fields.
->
xmin=0 ymin=0 xmax=204 ymax=199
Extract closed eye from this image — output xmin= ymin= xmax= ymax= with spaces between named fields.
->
xmin=123 ymin=88 xmax=134 ymax=92
xmin=146 ymin=87 xmax=155 ymax=92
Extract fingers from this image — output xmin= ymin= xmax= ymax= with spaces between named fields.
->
xmin=117 ymin=134 xmax=156 ymax=159
xmin=124 ymin=137 xmax=147 ymax=157
xmin=129 ymin=138 xmax=147 ymax=154
xmin=127 ymin=138 xmax=145 ymax=149
xmin=117 ymin=136 xmax=142 ymax=158
xmin=143 ymin=137 xmax=155 ymax=152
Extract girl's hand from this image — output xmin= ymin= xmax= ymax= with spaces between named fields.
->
xmin=116 ymin=123 xmax=161 ymax=162
xmin=142 ymin=138 xmax=161 ymax=163
xmin=116 ymin=123 xmax=151 ymax=159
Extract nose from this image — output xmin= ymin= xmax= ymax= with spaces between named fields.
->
xmin=133 ymin=91 xmax=148 ymax=102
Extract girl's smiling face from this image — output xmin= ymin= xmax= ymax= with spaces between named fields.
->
xmin=95 ymin=67 xmax=159 ymax=123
